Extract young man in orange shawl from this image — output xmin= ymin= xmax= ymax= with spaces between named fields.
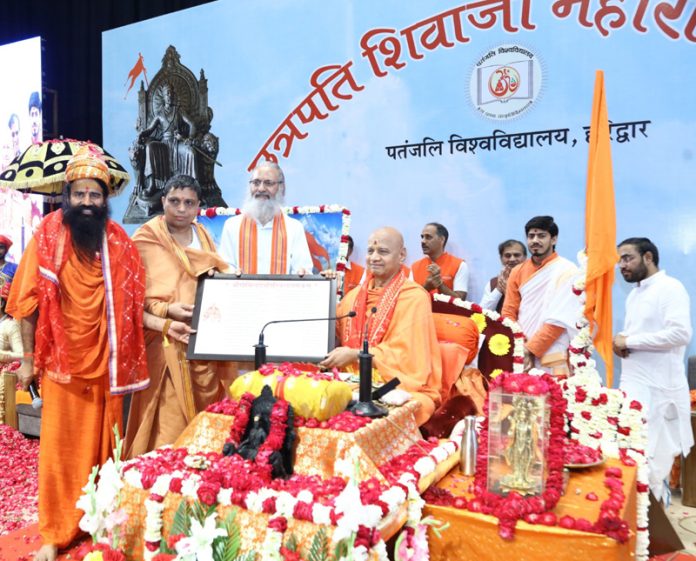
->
xmin=7 ymin=145 xmax=149 ymax=561
xmin=218 ymin=162 xmax=313 ymax=274
xmin=125 ymin=174 xmax=235 ymax=458
xmin=319 ymin=227 xmax=442 ymax=426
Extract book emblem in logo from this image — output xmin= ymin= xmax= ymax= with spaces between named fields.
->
xmin=470 ymin=44 xmax=543 ymax=120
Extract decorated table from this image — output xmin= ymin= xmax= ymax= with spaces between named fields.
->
xmin=424 ymin=459 xmax=637 ymax=561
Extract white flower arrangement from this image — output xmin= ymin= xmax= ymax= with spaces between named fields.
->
xmin=75 ymin=429 xmax=127 ymax=549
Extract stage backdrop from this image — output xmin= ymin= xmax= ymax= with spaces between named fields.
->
xmin=102 ymin=0 xmax=696 ymax=385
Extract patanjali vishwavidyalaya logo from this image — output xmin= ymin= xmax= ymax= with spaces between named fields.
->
xmin=469 ymin=44 xmax=543 ymax=121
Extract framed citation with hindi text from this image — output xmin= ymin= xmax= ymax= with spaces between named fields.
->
xmin=187 ymin=274 xmax=337 ymax=362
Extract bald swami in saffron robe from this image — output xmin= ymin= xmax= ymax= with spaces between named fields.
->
xmin=126 ymin=216 xmax=236 ymax=458
xmin=337 ymin=269 xmax=442 ymax=426
xmin=7 ymin=210 xmax=148 ymax=550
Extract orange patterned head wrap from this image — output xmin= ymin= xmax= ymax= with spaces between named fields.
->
xmin=65 ymin=144 xmax=110 ymax=188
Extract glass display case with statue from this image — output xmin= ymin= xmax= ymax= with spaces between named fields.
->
xmin=487 ymin=389 xmax=550 ymax=496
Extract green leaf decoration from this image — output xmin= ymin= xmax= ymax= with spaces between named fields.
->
xmin=191 ymin=500 xmax=217 ymax=524
xmin=232 ymin=552 xmax=256 ymax=561
xmin=223 ymin=510 xmax=241 ymax=560
xmin=308 ymin=527 xmax=330 ymax=561
xmin=170 ymin=500 xmax=192 ymax=537
xmin=284 ymin=533 xmax=299 ymax=552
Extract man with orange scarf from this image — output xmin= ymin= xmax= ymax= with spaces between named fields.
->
xmin=7 ymin=145 xmax=148 ymax=561
xmin=218 ymin=162 xmax=312 ymax=274
xmin=319 ymin=227 xmax=442 ymax=426
xmin=126 ymin=174 xmax=235 ymax=458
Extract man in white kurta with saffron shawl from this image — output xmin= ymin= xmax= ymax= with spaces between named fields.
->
xmin=502 ymin=216 xmax=580 ymax=375
xmin=613 ymin=237 xmax=693 ymax=503
xmin=218 ymin=162 xmax=312 ymax=274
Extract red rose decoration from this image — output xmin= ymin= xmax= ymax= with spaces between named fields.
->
xmin=169 ymin=477 xmax=183 ymax=493
xmin=167 ymin=534 xmax=185 ymax=549
xmin=205 ymin=207 xmax=216 ymax=218
xmin=559 ymin=515 xmax=576 ymax=529
xmin=268 ymin=516 xmax=288 ymax=533
xmin=197 ymin=481 xmax=220 ymax=506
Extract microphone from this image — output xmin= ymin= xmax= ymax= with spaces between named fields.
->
xmin=254 ymin=310 xmax=357 ymax=369
xmin=361 ymin=306 xmax=377 ymax=354
xmin=28 ymin=381 xmax=42 ymax=410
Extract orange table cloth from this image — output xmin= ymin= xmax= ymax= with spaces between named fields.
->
xmin=424 ymin=458 xmax=637 ymax=561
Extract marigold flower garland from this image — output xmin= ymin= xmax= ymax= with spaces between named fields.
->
xmin=432 ymin=294 xmax=525 ymax=374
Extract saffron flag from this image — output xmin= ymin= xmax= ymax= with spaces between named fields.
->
xmin=584 ymin=70 xmax=619 ymax=387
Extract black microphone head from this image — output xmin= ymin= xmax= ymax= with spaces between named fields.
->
xmin=370 ymin=307 xmax=377 ymax=314
xmin=348 ymin=311 xmax=357 ymax=317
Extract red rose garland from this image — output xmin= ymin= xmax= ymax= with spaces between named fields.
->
xmin=472 ymin=372 xmax=566 ymax=540
xmin=223 ymin=392 xmax=255 ymax=448
xmin=257 ymin=398 xmax=290 ymax=463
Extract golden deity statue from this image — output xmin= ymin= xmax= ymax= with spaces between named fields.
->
xmin=501 ymin=395 xmax=537 ymax=493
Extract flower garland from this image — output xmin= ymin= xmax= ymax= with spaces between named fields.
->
xmin=222 ymin=392 xmax=254 ymax=450
xmin=471 ymin=371 xmax=566 ymax=540
xmin=432 ymin=294 xmax=525 ymax=375
xmin=257 ymin=398 xmax=291 ymax=463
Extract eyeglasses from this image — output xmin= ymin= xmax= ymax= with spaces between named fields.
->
xmin=249 ymin=179 xmax=283 ymax=188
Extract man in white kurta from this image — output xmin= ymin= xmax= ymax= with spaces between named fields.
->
xmin=614 ymin=238 xmax=693 ymax=502
xmin=218 ymin=162 xmax=312 ymax=274
xmin=480 ymin=239 xmax=526 ymax=312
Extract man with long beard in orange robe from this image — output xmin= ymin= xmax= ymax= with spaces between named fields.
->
xmin=125 ymin=174 xmax=236 ymax=458
xmin=320 ymin=227 xmax=442 ymax=426
xmin=7 ymin=146 xmax=149 ymax=561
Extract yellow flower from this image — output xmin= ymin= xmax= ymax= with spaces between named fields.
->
xmin=490 ymin=369 xmax=503 ymax=379
xmin=84 ymin=552 xmax=104 ymax=561
xmin=488 ymin=334 xmax=511 ymax=356
xmin=470 ymin=313 xmax=487 ymax=333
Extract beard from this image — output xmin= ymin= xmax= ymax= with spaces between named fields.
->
xmin=622 ymin=261 xmax=648 ymax=283
xmin=62 ymin=203 xmax=110 ymax=261
xmin=242 ymin=192 xmax=284 ymax=225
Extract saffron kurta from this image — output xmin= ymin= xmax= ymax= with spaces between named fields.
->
xmin=411 ymin=252 xmax=468 ymax=295
xmin=125 ymin=216 xmax=236 ymax=459
xmin=337 ymin=278 xmax=442 ymax=426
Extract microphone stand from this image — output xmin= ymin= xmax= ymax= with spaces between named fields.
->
xmin=254 ymin=333 xmax=267 ymax=370
xmin=349 ymin=308 xmax=387 ymax=418
xmin=254 ymin=311 xmax=357 ymax=370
